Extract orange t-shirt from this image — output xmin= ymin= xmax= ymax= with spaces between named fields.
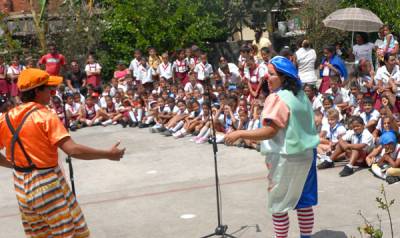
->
xmin=0 ymin=102 xmax=70 ymax=168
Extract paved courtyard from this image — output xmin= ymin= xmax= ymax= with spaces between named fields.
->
xmin=0 ymin=126 xmax=399 ymax=238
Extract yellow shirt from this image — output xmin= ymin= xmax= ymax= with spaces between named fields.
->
xmin=0 ymin=102 xmax=69 ymax=168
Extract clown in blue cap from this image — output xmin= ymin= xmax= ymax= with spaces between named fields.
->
xmin=225 ymin=56 xmax=319 ymax=238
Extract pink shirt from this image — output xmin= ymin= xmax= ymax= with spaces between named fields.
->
xmin=261 ymin=93 xmax=290 ymax=128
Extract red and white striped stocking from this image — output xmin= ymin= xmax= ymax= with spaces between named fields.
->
xmin=272 ymin=212 xmax=289 ymax=238
xmin=297 ymin=207 xmax=314 ymax=237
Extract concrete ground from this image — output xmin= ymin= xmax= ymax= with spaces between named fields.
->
xmin=0 ymin=125 xmax=399 ymax=238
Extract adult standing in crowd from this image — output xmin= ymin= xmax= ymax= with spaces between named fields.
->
xmin=295 ymin=39 xmax=317 ymax=85
xmin=319 ymin=45 xmax=348 ymax=93
xmin=350 ymin=33 xmax=375 ymax=64
xmin=38 ymin=43 xmax=66 ymax=76
xmin=66 ymin=60 xmax=87 ymax=93
xmin=0 ymin=68 xmax=125 ymax=238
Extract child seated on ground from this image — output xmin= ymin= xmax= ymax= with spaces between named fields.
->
xmin=191 ymin=103 xmax=216 ymax=144
xmin=189 ymin=102 xmax=211 ymax=140
xmin=317 ymin=108 xmax=347 ymax=163
xmin=173 ymin=100 xmax=203 ymax=138
xmin=324 ymin=76 xmax=350 ymax=112
xmin=138 ymin=95 xmax=158 ymax=128
xmin=79 ymin=96 xmax=102 ymax=127
xmin=150 ymin=97 xmax=172 ymax=133
xmin=100 ymin=95 xmax=122 ymax=126
xmin=119 ymin=98 xmax=134 ymax=128
xmin=344 ymin=80 xmax=361 ymax=115
xmin=367 ymin=131 xmax=400 ymax=184
xmin=65 ymin=93 xmax=81 ymax=131
xmin=314 ymin=110 xmax=323 ymax=133
xmin=127 ymin=96 xmax=144 ymax=127
xmin=318 ymin=116 xmax=374 ymax=177
xmin=213 ymin=97 xmax=238 ymax=143
xmin=199 ymin=103 xmax=212 ymax=129
xmin=113 ymin=91 xmax=123 ymax=108
xmin=162 ymin=99 xmax=189 ymax=136
xmin=360 ymin=96 xmax=380 ymax=132
xmin=240 ymin=104 xmax=261 ymax=149
xmin=50 ymin=96 xmax=65 ymax=125
xmin=320 ymin=95 xmax=342 ymax=128
xmin=372 ymin=104 xmax=398 ymax=143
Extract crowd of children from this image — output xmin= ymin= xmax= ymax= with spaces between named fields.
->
xmin=1 ymin=38 xmax=400 ymax=184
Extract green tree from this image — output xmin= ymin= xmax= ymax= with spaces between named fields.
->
xmin=98 ymin=0 xmax=228 ymax=80
xmin=341 ymin=0 xmax=400 ymax=33
xmin=52 ymin=1 xmax=104 ymax=65
xmin=0 ymin=13 xmax=22 ymax=56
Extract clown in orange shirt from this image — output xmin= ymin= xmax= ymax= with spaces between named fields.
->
xmin=0 ymin=68 xmax=125 ymax=238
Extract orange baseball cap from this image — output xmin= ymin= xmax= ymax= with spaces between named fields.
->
xmin=17 ymin=68 xmax=62 ymax=92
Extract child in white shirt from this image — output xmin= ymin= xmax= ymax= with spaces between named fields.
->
xmin=137 ymin=58 xmax=154 ymax=91
xmin=194 ymin=52 xmax=213 ymax=82
xmin=319 ymin=116 xmax=374 ymax=177
xmin=129 ymin=49 xmax=142 ymax=80
xmin=157 ymin=52 xmax=173 ymax=82
xmin=360 ymin=96 xmax=380 ymax=132
xmin=65 ymin=94 xmax=81 ymax=131
xmin=318 ymin=108 xmax=347 ymax=163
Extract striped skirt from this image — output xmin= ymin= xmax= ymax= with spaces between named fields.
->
xmin=13 ymin=166 xmax=90 ymax=238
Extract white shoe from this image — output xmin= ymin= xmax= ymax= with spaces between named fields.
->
xmin=173 ymin=131 xmax=181 ymax=138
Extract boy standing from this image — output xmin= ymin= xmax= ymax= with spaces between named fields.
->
xmin=194 ymin=52 xmax=214 ymax=83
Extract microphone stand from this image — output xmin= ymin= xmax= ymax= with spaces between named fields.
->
xmin=62 ymin=94 xmax=76 ymax=196
xmin=200 ymin=78 xmax=236 ymax=238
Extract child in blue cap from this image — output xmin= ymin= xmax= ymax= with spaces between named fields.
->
xmin=225 ymin=56 xmax=319 ymax=238
xmin=368 ymin=131 xmax=400 ymax=184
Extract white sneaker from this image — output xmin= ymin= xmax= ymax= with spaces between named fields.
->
xmin=172 ymin=131 xmax=181 ymax=138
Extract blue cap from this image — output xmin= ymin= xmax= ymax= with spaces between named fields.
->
xmin=270 ymin=56 xmax=301 ymax=87
xmin=380 ymin=131 xmax=397 ymax=145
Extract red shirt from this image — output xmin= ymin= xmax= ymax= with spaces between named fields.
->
xmin=39 ymin=53 xmax=66 ymax=76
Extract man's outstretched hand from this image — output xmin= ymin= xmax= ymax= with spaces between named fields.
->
xmin=108 ymin=141 xmax=126 ymax=161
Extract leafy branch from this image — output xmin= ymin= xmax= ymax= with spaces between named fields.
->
xmin=355 ymin=184 xmax=395 ymax=238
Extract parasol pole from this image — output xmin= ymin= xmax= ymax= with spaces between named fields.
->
xmin=351 ymin=4 xmax=357 ymax=48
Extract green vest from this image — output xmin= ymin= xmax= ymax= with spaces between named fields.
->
xmin=276 ymin=89 xmax=319 ymax=154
